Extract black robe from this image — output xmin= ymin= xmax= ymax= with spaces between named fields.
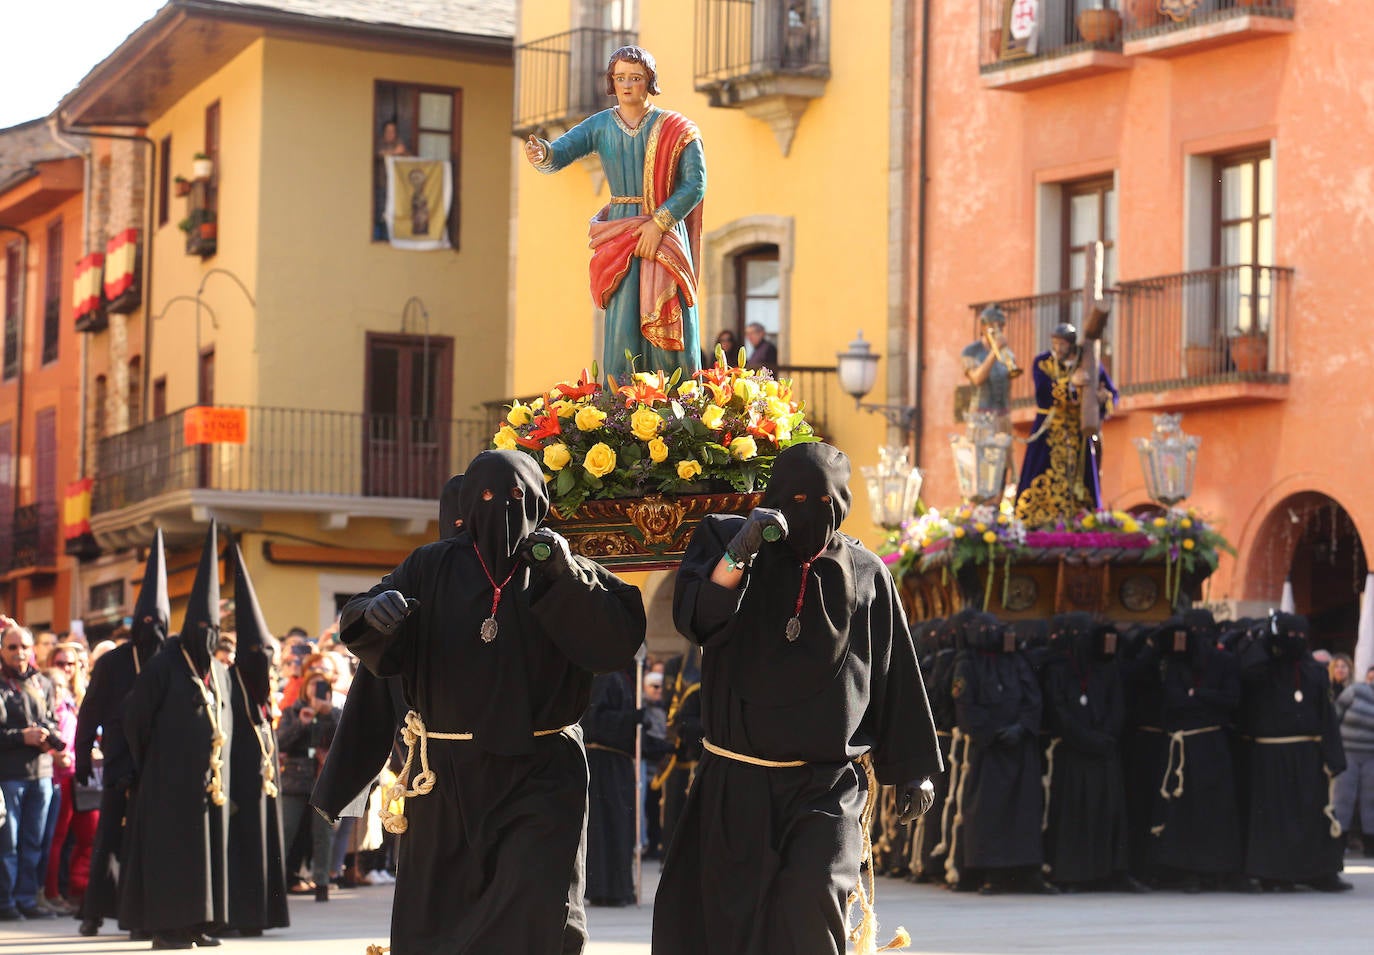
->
xmin=312 ymin=666 xmax=408 ymax=821
xmin=225 ymin=669 xmax=289 ymax=933
xmin=950 ymin=647 xmax=1044 ymax=872
xmin=339 ymin=538 xmax=644 ymax=955
xmin=657 ymin=647 xmax=703 ymax=857
xmin=652 ymin=516 xmax=941 ymax=955
xmin=1041 ymin=646 xmax=1129 ymax=884
xmin=1240 ymin=653 xmax=1346 ymax=881
xmin=1149 ymin=641 xmax=1242 ymax=875
xmin=916 ymin=641 xmax=959 ymax=883
xmin=581 ymin=671 xmax=638 ymax=905
xmin=119 ymin=637 xmax=233 ymax=934
xmin=1118 ymin=631 xmax=1167 ymax=878
xmin=74 ymin=641 xmax=144 ymax=922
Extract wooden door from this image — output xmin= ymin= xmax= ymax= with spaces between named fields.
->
xmin=363 ymin=334 xmax=452 ymax=498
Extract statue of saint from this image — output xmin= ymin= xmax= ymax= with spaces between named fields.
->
xmin=525 ymin=46 xmax=706 ymax=383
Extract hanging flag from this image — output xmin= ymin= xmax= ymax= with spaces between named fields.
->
xmin=104 ymin=228 xmax=142 ymax=313
xmin=384 ymin=157 xmax=452 ymax=251
xmin=73 ymin=252 xmax=105 ymax=331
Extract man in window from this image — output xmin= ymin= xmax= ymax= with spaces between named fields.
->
xmin=743 ymin=322 xmax=778 ymax=374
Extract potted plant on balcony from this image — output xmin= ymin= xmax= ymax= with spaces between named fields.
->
xmin=173 ymin=175 xmax=192 ymax=198
xmin=1078 ymin=0 xmax=1123 ymax=43
xmin=1124 ymin=0 xmax=1163 ymax=29
xmin=192 ymin=152 xmax=214 ymax=180
xmin=1229 ymin=327 xmax=1268 ymax=373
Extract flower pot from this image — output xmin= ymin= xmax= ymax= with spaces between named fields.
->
xmin=1230 ymin=333 xmax=1268 ymax=373
xmin=174 ymin=179 xmax=192 ymax=198
xmin=192 ymin=157 xmax=214 ymax=180
xmin=1077 ymin=8 xmax=1122 ymax=43
xmin=1184 ymin=343 xmax=1218 ymax=379
xmin=986 ymin=26 xmax=1003 ymax=61
xmin=199 ymin=222 xmax=217 ymax=240
xmin=1125 ymin=0 xmax=1162 ymax=28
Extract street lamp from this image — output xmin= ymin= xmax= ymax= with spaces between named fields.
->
xmin=151 ymin=268 xmax=257 ymax=405
xmin=1134 ymin=413 xmax=1199 ymax=506
xmin=950 ymin=410 xmax=1012 ymax=505
xmin=861 ymin=445 xmax=924 ymax=532
xmin=836 ymin=331 xmax=918 ymax=432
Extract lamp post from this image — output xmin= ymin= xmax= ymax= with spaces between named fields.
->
xmin=1134 ymin=413 xmax=1199 ymax=506
xmin=949 ymin=410 xmax=1012 ymax=505
xmin=152 ymin=267 xmax=256 ymax=405
xmin=861 ymin=445 xmax=924 ymax=534
xmin=835 ymin=331 xmax=918 ymax=432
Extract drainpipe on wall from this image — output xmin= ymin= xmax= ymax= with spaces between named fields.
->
xmin=911 ymin=0 xmax=932 ymax=466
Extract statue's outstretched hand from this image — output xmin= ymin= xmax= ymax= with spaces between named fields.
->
xmin=524 ymin=135 xmax=547 ymax=166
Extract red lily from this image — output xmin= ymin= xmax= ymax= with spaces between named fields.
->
xmin=554 ymin=368 xmax=600 ymax=401
xmin=615 ymin=373 xmax=669 ymax=407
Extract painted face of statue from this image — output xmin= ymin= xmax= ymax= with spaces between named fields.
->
xmin=611 ymin=60 xmax=650 ymax=111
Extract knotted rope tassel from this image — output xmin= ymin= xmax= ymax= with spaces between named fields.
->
xmin=846 ymin=755 xmax=910 ymax=954
xmin=942 ymin=730 xmax=973 ymax=887
xmin=1040 ymin=738 xmax=1061 ymax=833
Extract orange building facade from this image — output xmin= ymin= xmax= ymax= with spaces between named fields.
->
xmin=0 ymin=121 xmax=89 ymax=631
xmin=911 ymin=1 xmax=1368 ymax=647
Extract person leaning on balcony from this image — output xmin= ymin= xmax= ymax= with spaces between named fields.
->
xmin=961 ymin=306 xmax=1016 ymax=435
xmin=336 ymin=450 xmax=645 ymax=954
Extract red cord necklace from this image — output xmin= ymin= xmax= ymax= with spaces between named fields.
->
xmin=473 ymin=547 xmax=520 ymax=643
xmin=785 ymin=543 xmax=832 ymax=643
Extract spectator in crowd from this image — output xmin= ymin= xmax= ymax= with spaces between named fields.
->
xmin=0 ymin=618 xmax=59 ymax=920
xmin=701 ymin=328 xmax=737 ymax=368
xmin=32 ymin=633 xmax=58 ymax=671
xmin=277 ymin=670 xmax=341 ymax=901
xmin=214 ymin=635 xmax=237 ymax=667
xmin=743 ymin=321 xmax=778 ymax=373
xmin=41 ymin=652 xmax=95 ymax=915
xmin=1335 ymin=665 xmax=1374 ymax=858
xmin=1330 ymin=653 xmax=1353 ymax=699
xmin=641 ymin=670 xmax=669 ymax=860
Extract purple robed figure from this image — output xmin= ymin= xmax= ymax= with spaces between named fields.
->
xmin=1015 ymin=333 xmax=1118 ymax=528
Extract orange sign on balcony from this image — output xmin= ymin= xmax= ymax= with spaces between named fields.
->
xmin=184 ymin=407 xmax=248 ymax=445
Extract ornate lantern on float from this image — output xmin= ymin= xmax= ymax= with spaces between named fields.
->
xmin=950 ymin=411 xmax=1012 ymax=505
xmin=1134 ymin=413 xmax=1199 ymax=506
xmin=861 ymin=445 xmax=924 ymax=533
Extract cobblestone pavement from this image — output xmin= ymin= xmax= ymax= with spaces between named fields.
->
xmin=4 ymin=861 xmax=1368 ymax=954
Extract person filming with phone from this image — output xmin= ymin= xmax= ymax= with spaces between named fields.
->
xmin=277 ymin=669 xmax=341 ymax=901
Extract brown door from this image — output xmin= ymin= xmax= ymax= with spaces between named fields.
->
xmin=364 ymin=333 xmax=452 ymax=497
xmin=198 ymin=349 xmax=215 ymax=488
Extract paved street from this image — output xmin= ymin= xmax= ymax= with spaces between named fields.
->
xmin=4 ymin=861 xmax=1370 ymax=955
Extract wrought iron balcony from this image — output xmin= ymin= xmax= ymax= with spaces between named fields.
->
xmin=969 ymin=263 xmax=1291 ymax=412
xmin=978 ymin=0 xmax=1130 ymax=91
xmin=92 ymin=406 xmax=492 ymax=517
xmin=513 ymin=28 xmax=636 ymax=139
xmin=1123 ymin=0 xmax=1296 ymax=56
xmin=694 ymin=0 xmax=830 ymax=101
xmin=3 ymin=502 xmax=59 ymax=573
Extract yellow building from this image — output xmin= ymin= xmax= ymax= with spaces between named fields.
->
xmin=58 ymin=0 xmax=515 ymax=634
xmin=510 ymin=1 xmax=914 ymax=646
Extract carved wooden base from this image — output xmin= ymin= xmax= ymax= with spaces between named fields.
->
xmin=547 ymin=492 xmax=762 ymax=572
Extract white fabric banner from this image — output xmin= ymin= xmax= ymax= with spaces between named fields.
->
xmin=384 ymin=156 xmax=453 ymax=251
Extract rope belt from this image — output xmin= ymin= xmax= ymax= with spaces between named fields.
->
xmin=650 ymin=754 xmax=699 ymax=791
xmin=380 ymin=710 xmax=570 ymax=835
xmin=1040 ymin=738 xmax=1062 ymax=833
xmin=609 ymin=195 xmax=644 ymax=204
xmin=940 ymin=729 xmax=972 ymax=887
xmin=1252 ymin=736 xmax=1343 ymax=838
xmin=586 ymin=742 xmax=633 ymax=759
xmin=700 ymin=739 xmax=909 ymax=953
xmin=1158 ymin=726 xmax=1222 ymax=800
xmin=935 ymin=730 xmax=953 ymax=739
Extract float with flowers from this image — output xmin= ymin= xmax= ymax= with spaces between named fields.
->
xmin=490 ymin=352 xmax=819 ymax=570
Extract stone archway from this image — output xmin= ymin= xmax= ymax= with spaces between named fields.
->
xmin=1244 ymin=491 xmax=1368 ymax=654
xmin=701 ymin=215 xmax=795 ymax=361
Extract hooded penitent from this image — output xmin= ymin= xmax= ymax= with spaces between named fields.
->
xmin=131 ymin=527 xmax=171 ymax=660
xmin=758 ymin=442 xmax=852 ymax=560
xmin=180 ymin=523 xmax=221 ymax=677
xmin=438 ymin=473 xmax=464 ymax=541
xmin=455 ymin=451 xmax=547 ymax=580
xmin=1268 ymin=611 xmax=1309 ymax=659
xmin=228 ymin=541 xmax=272 ymax=712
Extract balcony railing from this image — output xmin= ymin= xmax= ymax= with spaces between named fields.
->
xmin=694 ymin=0 xmax=830 ymax=102
xmin=970 ymin=264 xmax=1291 ymax=408
xmin=979 ymin=0 xmax=1123 ymax=74
xmin=3 ymin=502 xmax=59 ymax=572
xmin=92 ymin=406 xmax=492 ymax=515
xmin=1114 ymin=265 xmax=1291 ymax=393
xmin=1123 ymin=0 xmax=1296 ymax=40
xmin=513 ymin=28 xmax=636 ymax=138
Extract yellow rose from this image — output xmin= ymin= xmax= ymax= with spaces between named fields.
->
xmin=553 ymin=399 xmax=577 ymax=419
xmin=677 ymin=460 xmax=703 ymax=480
xmin=973 ymin=522 xmax=987 ymax=533
xmin=631 ymin=406 xmax=663 ymax=441
xmin=575 ymin=405 xmax=607 ymax=431
xmin=1152 ymin=516 xmax=1168 ymax=529
xmin=1180 ymin=518 xmax=1193 ymax=529
xmin=1182 ymin=538 xmax=1196 ymax=551
xmin=1112 ymin=510 xmax=1129 ymax=522
xmin=982 ymin=531 xmax=997 ymax=544
xmin=1082 ymin=515 xmax=1097 ymax=529
xmin=543 ymin=443 xmax=571 ymax=471
xmin=507 ymin=401 xmax=533 ymax=427
xmin=701 ymin=405 xmax=727 ymax=430
xmin=1122 ymin=518 xmax=1141 ymax=534
xmin=766 ymin=397 xmax=792 ymax=419
xmin=763 ymin=380 xmax=780 ymax=397
xmin=493 ymin=425 xmax=518 ymax=451
xmin=677 ymin=380 xmax=699 ymax=398
xmin=729 ymin=436 xmax=758 ymax=460
xmin=953 ymin=527 xmax=966 ymax=539
xmin=733 ymin=378 xmax=760 ymax=404
xmin=648 ymin=437 xmax=669 ymax=463
xmin=583 ymin=442 xmax=617 ymax=478
xmin=997 ymin=515 xmax=1009 ymax=525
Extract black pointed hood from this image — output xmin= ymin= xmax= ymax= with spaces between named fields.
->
xmin=131 ymin=528 xmax=171 ymax=658
xmin=439 ymin=473 xmax=464 ymax=540
xmin=180 ymin=523 xmax=221 ymax=676
xmin=759 ymin=443 xmax=852 ymax=560
xmin=457 ymin=451 xmax=547 ymax=579
xmin=229 ymin=540 xmax=272 ymax=709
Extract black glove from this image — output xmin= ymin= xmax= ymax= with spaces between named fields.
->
xmin=74 ymin=756 xmax=93 ymax=787
xmin=517 ymin=528 xmax=574 ymax=579
xmin=898 ymin=777 xmax=936 ymax=825
xmin=725 ymin=507 xmax=788 ymax=567
xmin=995 ymin=723 xmax=1026 ymax=747
xmin=364 ymin=590 xmax=418 ymax=635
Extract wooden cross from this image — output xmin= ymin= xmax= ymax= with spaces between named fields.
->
xmin=1079 ymin=240 xmax=1110 ymax=438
